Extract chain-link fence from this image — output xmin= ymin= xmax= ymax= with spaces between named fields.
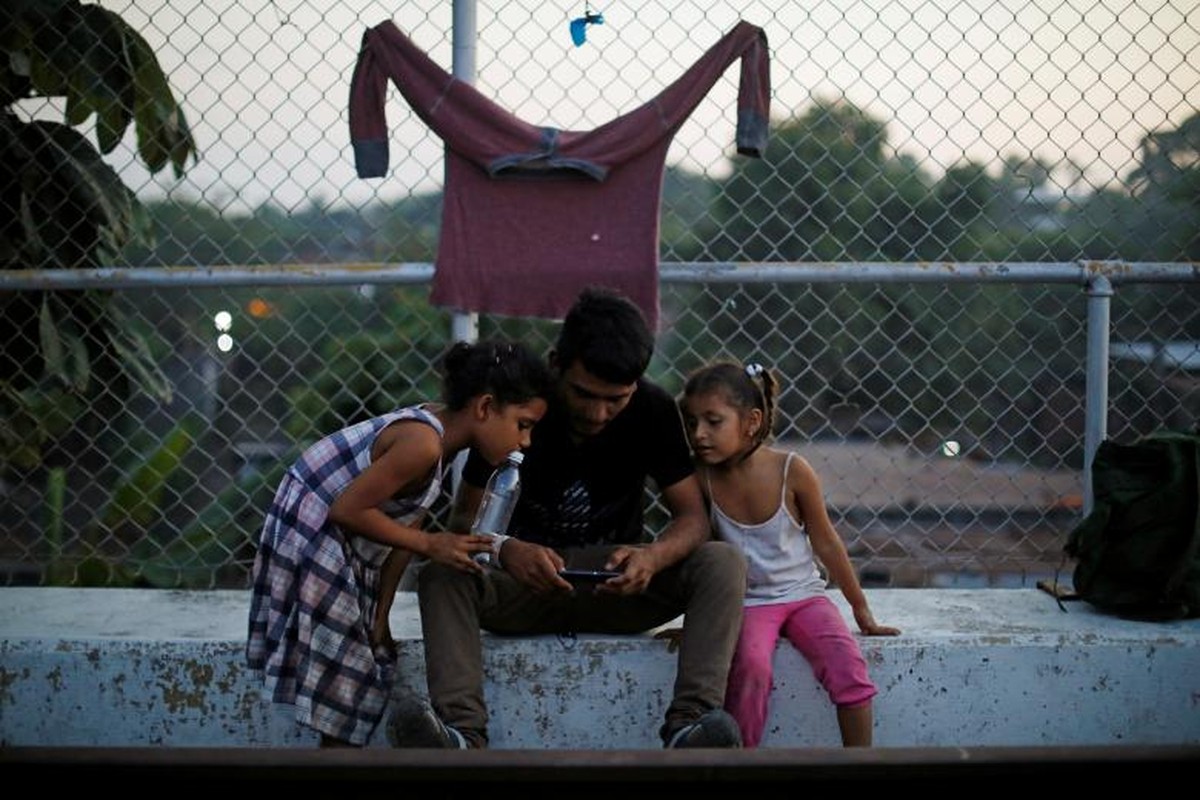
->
xmin=2 ymin=266 xmax=1195 ymax=589
xmin=2 ymin=2 xmax=1198 ymax=589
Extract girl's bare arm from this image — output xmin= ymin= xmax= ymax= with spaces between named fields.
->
xmin=790 ymin=454 xmax=900 ymax=636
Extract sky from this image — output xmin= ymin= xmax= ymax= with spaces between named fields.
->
xmin=24 ymin=0 xmax=1198 ymax=213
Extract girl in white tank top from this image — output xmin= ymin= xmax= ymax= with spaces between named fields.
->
xmin=681 ymin=361 xmax=899 ymax=747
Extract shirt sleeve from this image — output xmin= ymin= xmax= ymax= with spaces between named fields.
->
xmin=349 ymin=20 xmax=548 ymax=179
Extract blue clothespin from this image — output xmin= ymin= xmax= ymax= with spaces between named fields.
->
xmin=570 ymin=4 xmax=604 ymax=47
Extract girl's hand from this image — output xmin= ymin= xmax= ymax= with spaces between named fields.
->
xmin=424 ymin=532 xmax=492 ymax=574
xmin=369 ymin=618 xmax=396 ymax=658
xmin=854 ymin=607 xmax=901 ymax=636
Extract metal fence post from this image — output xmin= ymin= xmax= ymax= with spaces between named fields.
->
xmin=450 ymin=0 xmax=479 ymax=346
xmin=1083 ymin=271 xmax=1113 ymax=516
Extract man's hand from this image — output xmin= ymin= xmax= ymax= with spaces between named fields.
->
xmin=501 ymin=539 xmax=573 ymax=592
xmin=596 ymin=544 xmax=661 ymax=595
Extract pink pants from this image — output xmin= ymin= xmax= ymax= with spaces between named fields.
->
xmin=724 ymin=595 xmax=877 ymax=747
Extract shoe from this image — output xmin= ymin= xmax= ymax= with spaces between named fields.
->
xmin=664 ymin=709 xmax=743 ymax=748
xmin=386 ymin=693 xmax=469 ymax=748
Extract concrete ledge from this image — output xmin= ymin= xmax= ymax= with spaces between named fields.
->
xmin=2 ymin=588 xmax=1198 ymax=749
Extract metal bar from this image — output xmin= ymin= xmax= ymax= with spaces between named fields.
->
xmin=2 ymin=262 xmax=1196 ymax=291
xmin=0 ymin=264 xmax=435 ymax=290
xmin=2 ymin=744 xmax=1195 ymax=786
xmin=1083 ymin=273 xmax=1114 ymax=515
xmin=660 ymin=261 xmax=1199 ymax=284
xmin=450 ymin=0 xmax=480 ymax=345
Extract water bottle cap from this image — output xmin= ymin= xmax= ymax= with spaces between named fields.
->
xmin=507 ymin=451 xmax=524 ymax=465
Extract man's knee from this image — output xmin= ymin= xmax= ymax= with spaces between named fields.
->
xmin=416 ymin=561 xmax=471 ymax=604
xmin=417 ymin=560 xmax=449 ymax=589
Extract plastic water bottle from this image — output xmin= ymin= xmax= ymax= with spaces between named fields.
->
xmin=470 ymin=451 xmax=523 ymax=565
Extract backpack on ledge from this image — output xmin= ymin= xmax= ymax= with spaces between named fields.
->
xmin=1062 ymin=429 xmax=1200 ymax=621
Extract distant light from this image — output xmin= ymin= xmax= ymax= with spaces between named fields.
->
xmin=214 ymin=310 xmax=233 ymax=331
xmin=217 ymin=333 xmax=234 ymax=352
xmin=941 ymin=440 xmax=962 ymax=457
xmin=247 ymin=298 xmax=275 ymax=318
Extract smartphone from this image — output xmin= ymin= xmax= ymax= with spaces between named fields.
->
xmin=559 ymin=568 xmax=622 ymax=584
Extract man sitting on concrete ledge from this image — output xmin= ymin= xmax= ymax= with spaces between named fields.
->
xmin=390 ymin=287 xmax=748 ymax=750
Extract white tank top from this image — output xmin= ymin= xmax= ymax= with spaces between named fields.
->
xmin=707 ymin=452 xmax=827 ymax=606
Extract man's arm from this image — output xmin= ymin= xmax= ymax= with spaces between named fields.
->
xmin=601 ymin=381 xmax=712 ymax=589
xmin=603 ymin=472 xmax=710 ymax=593
xmin=646 ymin=473 xmax=710 ymax=566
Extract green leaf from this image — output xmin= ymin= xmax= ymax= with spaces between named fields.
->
xmin=66 ymin=329 xmax=90 ymax=392
xmin=127 ymin=24 xmax=194 ymax=176
xmin=95 ymin=99 xmax=126 ymax=154
xmin=99 ymin=414 xmax=199 ymax=531
xmin=27 ymin=120 xmax=138 ymax=246
xmin=79 ymin=5 xmax=134 ymax=153
xmin=168 ymin=106 xmax=196 ymax=178
xmin=43 ymin=466 xmax=69 ymax=583
xmin=63 ymin=90 xmax=93 ymax=126
xmin=107 ymin=307 xmax=172 ymax=402
xmin=38 ymin=295 xmax=66 ymax=382
xmin=10 ymin=2 xmax=190 ymax=174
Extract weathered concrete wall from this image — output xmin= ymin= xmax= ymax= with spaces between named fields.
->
xmin=1 ymin=588 xmax=1198 ymax=749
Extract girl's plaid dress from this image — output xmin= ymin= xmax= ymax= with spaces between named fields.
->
xmin=246 ymin=406 xmax=445 ymax=745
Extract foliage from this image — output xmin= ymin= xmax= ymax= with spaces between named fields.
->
xmin=1 ymin=1 xmax=195 ymax=175
xmin=37 ymin=409 xmax=291 ymax=588
xmin=0 ymin=0 xmax=196 ymax=476
xmin=1128 ymin=112 xmax=1200 ymax=209
xmin=283 ymin=289 xmax=449 ymax=442
xmin=41 ymin=413 xmax=200 ymax=585
xmin=705 ymin=100 xmax=938 ymax=262
xmin=657 ymin=100 xmax=1200 ymax=468
xmin=126 ymin=448 xmax=294 ymax=589
xmin=659 ymin=166 xmax=718 ymax=261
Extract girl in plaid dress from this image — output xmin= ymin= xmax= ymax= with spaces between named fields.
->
xmin=247 ymin=339 xmax=552 ymax=746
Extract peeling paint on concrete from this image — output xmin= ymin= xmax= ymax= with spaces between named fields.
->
xmin=157 ymin=659 xmax=216 ymax=714
xmin=1 ymin=588 xmax=1198 ymax=749
xmin=0 ymin=665 xmax=22 ymax=706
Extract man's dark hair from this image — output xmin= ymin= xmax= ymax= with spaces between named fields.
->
xmin=554 ymin=286 xmax=653 ymax=384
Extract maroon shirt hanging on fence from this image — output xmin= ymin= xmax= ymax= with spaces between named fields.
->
xmin=349 ymin=19 xmax=770 ymax=329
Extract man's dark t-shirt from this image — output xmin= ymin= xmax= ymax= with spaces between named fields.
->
xmin=462 ymin=379 xmax=694 ymax=547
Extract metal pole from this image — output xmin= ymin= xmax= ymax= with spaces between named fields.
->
xmin=438 ymin=1 xmax=481 ymax=509
xmin=1082 ymin=273 xmax=1113 ymax=515
xmin=450 ymin=0 xmax=479 ymax=344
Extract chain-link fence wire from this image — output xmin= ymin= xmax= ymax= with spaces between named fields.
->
xmin=8 ymin=1 xmax=1197 ymax=265
xmin=1 ymin=275 xmax=1196 ymax=588
xmin=2 ymin=2 xmax=1198 ymax=587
